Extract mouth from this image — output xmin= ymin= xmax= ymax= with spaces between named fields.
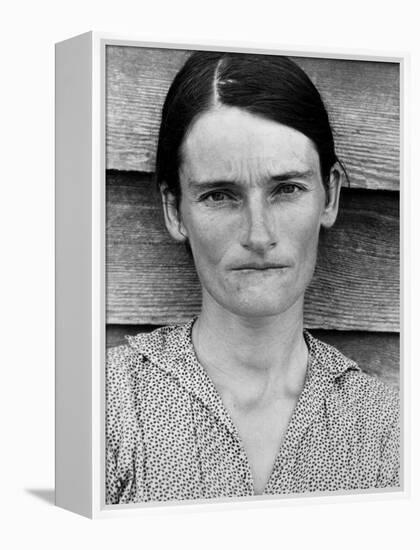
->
xmin=231 ymin=263 xmax=289 ymax=271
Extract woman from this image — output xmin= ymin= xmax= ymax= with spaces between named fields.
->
xmin=106 ymin=52 xmax=400 ymax=504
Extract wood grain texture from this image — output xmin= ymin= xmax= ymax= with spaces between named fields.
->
xmin=106 ymin=46 xmax=399 ymax=190
xmin=106 ymin=325 xmax=399 ymax=390
xmin=106 ymin=171 xmax=399 ymax=331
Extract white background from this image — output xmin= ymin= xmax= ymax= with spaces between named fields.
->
xmin=1 ymin=0 xmax=419 ymax=548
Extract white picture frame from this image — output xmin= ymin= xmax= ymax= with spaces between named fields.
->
xmin=55 ymin=31 xmax=407 ymax=519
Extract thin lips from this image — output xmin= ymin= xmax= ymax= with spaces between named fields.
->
xmin=232 ymin=263 xmax=288 ymax=270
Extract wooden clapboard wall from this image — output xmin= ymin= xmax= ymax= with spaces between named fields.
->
xmin=105 ymin=46 xmax=400 ymax=389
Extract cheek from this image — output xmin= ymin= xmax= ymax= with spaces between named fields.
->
xmin=287 ymin=208 xmax=322 ymax=264
xmin=182 ymin=210 xmax=230 ymax=266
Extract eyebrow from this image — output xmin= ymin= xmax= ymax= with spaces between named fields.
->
xmin=187 ymin=170 xmax=316 ymax=189
xmin=270 ymin=169 xmax=315 ymax=182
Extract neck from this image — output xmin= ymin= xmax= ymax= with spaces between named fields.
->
xmin=192 ymin=292 xmax=308 ymax=402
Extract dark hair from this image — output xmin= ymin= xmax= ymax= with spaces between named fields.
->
xmin=156 ymin=51 xmax=342 ymax=206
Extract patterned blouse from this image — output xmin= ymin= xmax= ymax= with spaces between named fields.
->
xmin=106 ymin=319 xmax=400 ymax=504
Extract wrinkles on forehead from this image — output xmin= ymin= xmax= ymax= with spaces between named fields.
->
xmin=181 ymin=160 xmax=318 ymax=191
xmin=179 ymin=107 xmax=322 ymax=190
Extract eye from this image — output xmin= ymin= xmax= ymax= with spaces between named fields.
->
xmin=271 ymin=183 xmax=307 ymax=199
xmin=201 ymin=191 xmax=234 ymax=203
xmin=207 ymin=191 xmax=228 ymax=201
xmin=275 ymin=183 xmax=300 ymax=195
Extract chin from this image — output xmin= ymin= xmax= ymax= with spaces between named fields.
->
xmin=224 ymin=295 xmax=299 ymax=319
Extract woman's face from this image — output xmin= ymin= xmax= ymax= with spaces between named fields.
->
xmin=163 ymin=106 xmax=341 ymax=319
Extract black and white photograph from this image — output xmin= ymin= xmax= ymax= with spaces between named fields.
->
xmin=104 ymin=45 xmax=400 ymax=505
xmin=6 ymin=0 xmax=420 ymax=543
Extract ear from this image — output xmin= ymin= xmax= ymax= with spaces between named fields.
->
xmin=320 ymin=162 xmax=343 ymax=229
xmin=160 ymin=184 xmax=188 ymax=242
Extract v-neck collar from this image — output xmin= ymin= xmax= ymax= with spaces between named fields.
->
xmin=126 ymin=320 xmax=360 ymax=494
xmin=262 ymin=331 xmax=361 ymax=493
xmin=126 ymin=318 xmax=241 ymax=438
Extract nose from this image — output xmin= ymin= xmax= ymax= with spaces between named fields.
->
xmin=240 ymin=197 xmax=277 ymax=253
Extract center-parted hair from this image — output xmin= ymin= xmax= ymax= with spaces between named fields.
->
xmin=156 ymin=51 xmax=340 ymax=206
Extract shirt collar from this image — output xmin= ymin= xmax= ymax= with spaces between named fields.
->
xmin=126 ymin=319 xmax=240 ymax=435
xmin=126 ymin=319 xmax=360 ymax=433
xmin=302 ymin=329 xmax=360 ymax=380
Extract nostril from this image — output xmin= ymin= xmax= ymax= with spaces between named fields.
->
xmin=242 ymin=222 xmax=277 ymax=252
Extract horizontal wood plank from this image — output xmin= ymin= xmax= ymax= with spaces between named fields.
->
xmin=106 ymin=46 xmax=399 ymax=191
xmin=106 ymin=325 xmax=399 ymax=389
xmin=106 ymin=171 xmax=399 ymax=331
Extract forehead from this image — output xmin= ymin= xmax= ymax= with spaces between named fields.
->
xmin=180 ymin=106 xmax=321 ymax=184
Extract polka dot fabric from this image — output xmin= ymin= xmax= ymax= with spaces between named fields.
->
xmin=106 ymin=319 xmax=400 ymax=504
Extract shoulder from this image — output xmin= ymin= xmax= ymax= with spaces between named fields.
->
xmin=106 ymin=322 xmax=192 ymax=388
xmin=106 ymin=324 xmax=183 ymax=422
xmin=106 ymin=326 xmax=172 ymax=374
xmin=337 ymin=369 xmax=400 ymax=436
xmin=106 ymin=325 xmax=176 ymax=361
xmin=306 ymin=331 xmax=399 ymax=422
xmin=306 ymin=333 xmax=400 ymax=487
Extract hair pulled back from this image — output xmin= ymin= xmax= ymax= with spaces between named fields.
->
xmin=156 ymin=51 xmax=340 ymax=204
